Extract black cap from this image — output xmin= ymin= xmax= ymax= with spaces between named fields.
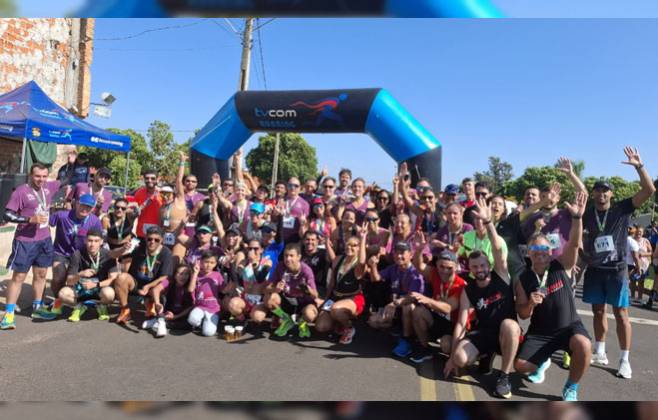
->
xmin=394 ymin=241 xmax=411 ymax=252
xmin=226 ymin=223 xmax=242 ymax=236
xmin=96 ymin=167 xmax=112 ymax=178
xmin=436 ymin=250 xmax=458 ymax=263
xmin=260 ymin=223 xmax=278 ymax=234
xmin=593 ymin=180 xmax=613 ymax=191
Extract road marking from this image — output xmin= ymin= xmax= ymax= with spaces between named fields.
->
xmin=454 ymin=375 xmax=476 ymax=401
xmin=419 ymin=362 xmax=437 ymax=401
xmin=576 ymin=309 xmax=658 ymax=327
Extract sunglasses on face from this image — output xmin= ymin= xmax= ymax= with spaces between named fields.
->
xmin=421 ymin=196 xmax=435 ymax=201
xmin=288 ymin=183 xmax=300 ymax=188
xmin=223 ymin=183 xmax=233 ymax=187
xmin=476 ymin=192 xmax=488 ymax=197
xmin=365 ymin=216 xmax=379 ymax=222
xmin=146 ymin=237 xmax=161 ymax=243
xmin=115 ymin=206 xmax=127 ymax=211
xmin=377 ymin=196 xmax=389 ymax=200
xmin=323 ymin=185 xmax=335 ymax=189
xmin=529 ymin=244 xmax=551 ymax=252
xmin=248 ymin=247 xmax=261 ymax=251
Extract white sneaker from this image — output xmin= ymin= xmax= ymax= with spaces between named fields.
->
xmin=155 ymin=318 xmax=168 ymax=338
xmin=591 ymin=352 xmax=609 ymax=365
xmin=141 ymin=318 xmax=157 ymax=330
xmin=617 ymin=359 xmax=632 ymax=379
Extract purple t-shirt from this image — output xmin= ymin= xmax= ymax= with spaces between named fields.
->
xmin=281 ymin=196 xmax=310 ymax=241
xmin=380 ymin=264 xmax=425 ymax=296
xmin=50 ymin=210 xmax=102 ymax=257
xmin=6 ymin=180 xmax=61 ymax=242
xmin=184 ymin=239 xmax=224 ymax=265
xmin=185 ymin=191 xmax=206 ymax=212
xmin=523 ymin=208 xmax=572 ymax=258
xmin=346 ymin=199 xmax=370 ymax=225
xmin=270 ymin=262 xmax=316 ymax=298
xmin=193 ymin=271 xmax=224 ymax=314
xmin=72 ymin=182 xmax=114 ymax=214
xmin=434 ymin=223 xmax=474 ymax=252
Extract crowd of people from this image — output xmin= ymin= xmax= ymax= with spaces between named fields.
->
xmin=2 ymin=146 xmax=656 ymax=402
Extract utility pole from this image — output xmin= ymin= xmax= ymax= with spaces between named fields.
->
xmin=231 ymin=17 xmax=255 ymax=178
xmin=271 ymin=132 xmax=280 ymax=194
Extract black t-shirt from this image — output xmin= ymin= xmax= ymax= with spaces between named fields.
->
xmin=67 ymin=248 xmax=117 ymax=282
xmin=377 ymin=207 xmax=394 ymax=230
xmin=582 ymin=198 xmax=635 ymax=268
xmin=519 ymin=260 xmax=580 ymax=335
xmin=465 ymin=270 xmax=516 ymax=331
xmin=332 ymin=255 xmax=361 ymax=297
xmin=496 ymin=212 xmax=528 ymax=281
xmin=128 ymin=244 xmax=174 ymax=285
xmin=303 ymin=248 xmax=329 ymax=293
xmin=107 ymin=213 xmax=136 ymax=246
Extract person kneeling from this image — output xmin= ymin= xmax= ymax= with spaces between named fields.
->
xmin=188 ymin=252 xmax=228 ymax=337
xmin=58 ymin=229 xmax=118 ymax=322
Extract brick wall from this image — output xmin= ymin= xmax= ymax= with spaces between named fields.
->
xmin=0 ymin=18 xmax=94 ymax=174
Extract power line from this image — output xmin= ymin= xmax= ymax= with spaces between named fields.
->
xmin=95 ymin=19 xmax=208 ymax=41
xmin=209 ymin=19 xmax=241 ymax=39
xmin=256 ymin=18 xmax=268 ymax=90
xmin=94 ymin=46 xmax=231 ymax=52
xmin=255 ymin=18 xmax=276 ymax=31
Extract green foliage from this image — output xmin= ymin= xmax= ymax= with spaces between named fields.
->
xmin=245 ymin=133 xmax=318 ymax=183
xmin=474 ymin=156 xmax=514 ymax=193
xmin=502 ymin=166 xmax=574 ymax=203
xmin=107 ymin=154 xmax=142 ymax=190
xmin=0 ymin=0 xmax=15 ymax=16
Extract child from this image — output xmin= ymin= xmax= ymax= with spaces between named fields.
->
xmin=143 ymin=264 xmax=194 ymax=337
xmin=187 ymin=251 xmax=226 ymax=336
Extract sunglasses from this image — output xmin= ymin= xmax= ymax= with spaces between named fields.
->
xmin=529 ymin=244 xmax=551 ymax=252
xmin=185 ymin=180 xmax=198 ymax=183
xmin=438 ymin=265 xmax=455 ymax=271
xmin=115 ymin=206 xmax=127 ymax=211
xmin=144 ymin=176 xmax=156 ymax=181
xmin=377 ymin=196 xmax=389 ymax=200
xmin=223 ymin=183 xmax=233 ymax=187
xmin=323 ymin=185 xmax=335 ymax=189
xmin=146 ymin=237 xmax=161 ymax=243
xmin=365 ymin=216 xmax=379 ymax=222
xmin=476 ymin=192 xmax=488 ymax=197
xmin=248 ymin=247 xmax=261 ymax=251
xmin=288 ymin=183 xmax=300 ymax=188
xmin=421 ymin=196 xmax=435 ymax=201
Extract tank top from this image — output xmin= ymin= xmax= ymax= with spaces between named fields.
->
xmin=464 ymin=271 xmax=516 ymax=331
xmin=107 ymin=213 xmax=135 ymax=248
xmin=332 ymin=255 xmax=361 ymax=298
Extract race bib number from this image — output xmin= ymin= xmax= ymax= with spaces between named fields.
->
xmin=245 ymin=294 xmax=262 ymax=305
xmin=186 ymin=222 xmax=197 ymax=228
xmin=39 ymin=210 xmax=49 ymax=229
xmin=594 ymin=235 xmax=615 ymax=253
xmin=143 ymin=223 xmax=157 ymax=235
xmin=546 ymin=233 xmax=561 ymax=250
xmin=163 ymin=232 xmax=176 ymax=246
xmin=282 ymin=216 xmax=295 ymax=229
xmin=163 ymin=219 xmax=170 ymax=228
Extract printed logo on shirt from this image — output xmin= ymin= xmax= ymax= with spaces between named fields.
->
xmin=476 ymin=291 xmax=503 ymax=310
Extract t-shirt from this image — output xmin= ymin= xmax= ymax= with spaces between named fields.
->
xmin=458 ymin=230 xmax=508 ymax=271
xmin=625 ymin=236 xmax=640 ymax=266
xmin=519 ymin=260 xmax=580 ymax=335
xmin=193 ymin=271 xmax=224 ymax=314
xmin=582 ymin=198 xmax=635 ymax=269
xmin=71 ymin=182 xmax=114 ymax=214
xmin=464 ymin=270 xmax=516 ymax=331
xmin=165 ymin=282 xmax=194 ymax=315
xmin=302 ymin=248 xmax=330 ymax=294
xmin=346 ymin=199 xmax=370 ymax=225
xmin=133 ymin=187 xmax=164 ymax=238
xmin=128 ymin=244 xmax=174 ymax=287
xmin=428 ymin=271 xmax=466 ymax=323
xmin=50 ymin=210 xmax=102 ymax=257
xmin=262 ymin=241 xmax=285 ymax=277
xmin=417 ymin=210 xmax=443 ymax=237
xmin=67 ymin=248 xmax=118 ymax=283
xmin=523 ymin=208 xmax=572 ymax=259
xmin=184 ymin=191 xmax=206 ymax=212
xmin=377 ymin=207 xmax=394 ymax=230
xmin=495 ymin=212 xmax=527 ymax=281
xmin=6 ymin=180 xmax=61 ymax=242
xmin=280 ymin=196 xmax=310 ymax=242
xmin=434 ymin=223 xmax=474 ymax=253
xmin=379 ymin=264 xmax=425 ymax=296
xmin=270 ymin=262 xmax=316 ymax=298
xmin=184 ymin=240 xmax=224 ymax=266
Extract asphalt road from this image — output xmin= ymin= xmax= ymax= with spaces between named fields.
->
xmin=1 ymin=278 xmax=657 ymax=401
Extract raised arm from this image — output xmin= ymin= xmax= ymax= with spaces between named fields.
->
xmin=233 ymin=148 xmax=245 ymax=185
xmin=556 ymin=157 xmax=586 ymax=194
xmin=175 ymin=151 xmax=186 ymax=200
xmin=412 ymin=231 xmax=429 ymax=274
xmin=559 ymin=191 xmax=588 ymax=272
xmin=621 ymin=146 xmax=656 ymax=208
xmin=519 ymin=183 xmax=559 ymax=223
xmin=473 ymin=197 xmax=508 ymax=279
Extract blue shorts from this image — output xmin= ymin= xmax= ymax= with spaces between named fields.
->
xmin=583 ymin=266 xmax=630 ymax=308
xmin=6 ymin=237 xmax=54 ymax=273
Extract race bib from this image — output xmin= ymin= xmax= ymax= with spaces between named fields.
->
xmin=142 ymin=223 xmax=157 ymax=235
xmin=163 ymin=232 xmax=176 ymax=246
xmin=39 ymin=210 xmax=49 ymax=229
xmin=186 ymin=222 xmax=197 ymax=228
xmin=282 ymin=216 xmax=295 ymax=229
xmin=163 ymin=219 xmax=170 ymax=228
xmin=594 ymin=235 xmax=615 ymax=253
xmin=546 ymin=233 xmax=561 ymax=250
xmin=245 ymin=294 xmax=262 ymax=305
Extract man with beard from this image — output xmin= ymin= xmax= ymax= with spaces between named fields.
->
xmin=301 ymin=230 xmax=336 ymax=298
xmin=134 ymin=168 xmax=163 ymax=241
xmin=69 ymin=167 xmax=114 ymax=216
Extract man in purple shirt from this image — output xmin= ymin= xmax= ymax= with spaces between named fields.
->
xmin=182 ymin=172 xmax=206 ymax=237
xmin=69 ymin=167 xmax=114 ymax=216
xmin=264 ymin=243 xmax=318 ymax=337
xmin=367 ymin=241 xmax=425 ymax=357
xmin=274 ymin=177 xmax=310 ymax=244
xmin=49 ymin=194 xmax=103 ymax=300
xmin=2 ymin=163 xmax=63 ymax=329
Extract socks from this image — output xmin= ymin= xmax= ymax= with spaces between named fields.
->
xmin=564 ymin=380 xmax=579 ymax=391
xmin=5 ymin=303 xmax=16 ymax=314
xmin=594 ymin=341 xmax=606 ymax=355
xmin=32 ymin=300 xmax=42 ymax=310
xmin=620 ymin=350 xmax=630 ymax=361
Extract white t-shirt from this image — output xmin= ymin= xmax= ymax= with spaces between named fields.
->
xmin=625 ymin=236 xmax=640 ymax=266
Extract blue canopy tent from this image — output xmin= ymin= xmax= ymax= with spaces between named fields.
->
xmin=0 ymin=80 xmax=131 ymax=173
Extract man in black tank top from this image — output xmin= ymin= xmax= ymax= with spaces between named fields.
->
xmin=514 ymin=191 xmax=591 ymax=402
xmin=443 ymin=199 xmax=520 ymax=399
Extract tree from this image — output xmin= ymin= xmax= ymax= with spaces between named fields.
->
xmin=147 ymin=120 xmax=179 ymax=182
xmin=245 ymin=133 xmax=318 ymax=183
xmin=583 ymin=176 xmax=652 ymax=215
xmin=555 ymin=158 xmax=585 ymax=178
xmin=474 ymin=156 xmax=514 ymax=193
xmin=502 ymin=165 xmax=575 ymax=204
xmin=0 ymin=0 xmax=15 ymax=16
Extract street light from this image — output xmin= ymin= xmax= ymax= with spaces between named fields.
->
xmin=92 ymin=91 xmax=116 ymax=118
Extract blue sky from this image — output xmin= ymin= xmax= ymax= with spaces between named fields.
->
xmin=16 ymin=0 xmax=658 ymax=18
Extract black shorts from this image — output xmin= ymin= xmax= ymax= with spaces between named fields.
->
xmin=53 ymin=253 xmax=71 ymax=266
xmin=429 ymin=312 xmax=453 ymax=339
xmin=280 ymin=295 xmax=314 ymax=315
xmin=517 ymin=321 xmax=590 ymax=366
xmin=466 ymin=327 xmax=501 ymax=356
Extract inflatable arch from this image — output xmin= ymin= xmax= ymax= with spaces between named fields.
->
xmin=190 ymin=89 xmax=442 ymax=190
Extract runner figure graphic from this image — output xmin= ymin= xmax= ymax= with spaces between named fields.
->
xmin=290 ymin=93 xmax=348 ymax=127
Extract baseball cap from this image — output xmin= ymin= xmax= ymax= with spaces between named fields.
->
xmin=260 ymin=222 xmax=278 ymax=234
xmin=78 ymin=193 xmax=97 ymax=208
xmin=311 ymin=197 xmax=324 ymax=207
xmin=196 ymin=225 xmax=213 ymax=234
xmin=593 ymin=180 xmax=613 ymax=191
xmin=226 ymin=223 xmax=242 ymax=236
xmin=394 ymin=241 xmax=411 ymax=252
xmin=96 ymin=167 xmax=112 ymax=179
xmin=436 ymin=250 xmax=458 ymax=263
xmin=250 ymin=202 xmax=265 ymax=215
xmin=159 ymin=185 xmax=174 ymax=194
xmin=444 ymin=184 xmax=460 ymax=195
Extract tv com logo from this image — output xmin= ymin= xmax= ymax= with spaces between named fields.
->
xmin=254 ymin=107 xmax=298 ymax=129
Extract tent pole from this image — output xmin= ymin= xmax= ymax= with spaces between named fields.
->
xmin=124 ymin=151 xmax=130 ymax=193
xmin=19 ymin=137 xmax=27 ymax=173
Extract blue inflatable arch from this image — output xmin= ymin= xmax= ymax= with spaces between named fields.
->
xmin=191 ymin=88 xmax=442 ymax=190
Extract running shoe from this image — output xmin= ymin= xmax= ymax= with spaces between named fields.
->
xmin=494 ymin=373 xmax=512 ymax=399
xmin=562 ymin=352 xmax=571 ymax=369
xmin=562 ymin=385 xmax=578 ymax=401
xmin=409 ymin=346 xmax=434 ymax=364
xmin=298 ymin=320 xmax=311 ymax=338
xmin=527 ymin=358 xmax=551 ymax=384
xmin=617 ymin=359 xmax=632 ymax=379
xmin=339 ymin=326 xmax=356 ymax=345
xmin=155 ymin=318 xmax=167 ymax=338
xmin=274 ymin=317 xmax=296 ymax=337
xmin=49 ymin=299 xmax=63 ymax=316
xmin=142 ymin=318 xmax=158 ymax=330
xmin=392 ymin=338 xmax=412 ymax=358
xmin=96 ymin=304 xmax=110 ymax=321
xmin=31 ymin=306 xmax=57 ymax=320
xmin=116 ymin=307 xmax=131 ymax=324
xmin=68 ymin=304 xmax=87 ymax=322
xmin=590 ymin=352 xmax=609 ymax=366
xmin=0 ymin=312 xmax=16 ymax=330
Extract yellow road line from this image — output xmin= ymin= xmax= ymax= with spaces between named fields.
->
xmin=454 ymin=375 xmax=476 ymax=401
xmin=419 ymin=362 xmax=438 ymax=401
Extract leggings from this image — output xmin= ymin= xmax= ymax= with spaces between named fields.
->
xmin=188 ymin=307 xmax=219 ymax=337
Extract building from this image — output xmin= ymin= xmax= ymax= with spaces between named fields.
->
xmin=0 ymin=18 xmax=94 ymax=173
